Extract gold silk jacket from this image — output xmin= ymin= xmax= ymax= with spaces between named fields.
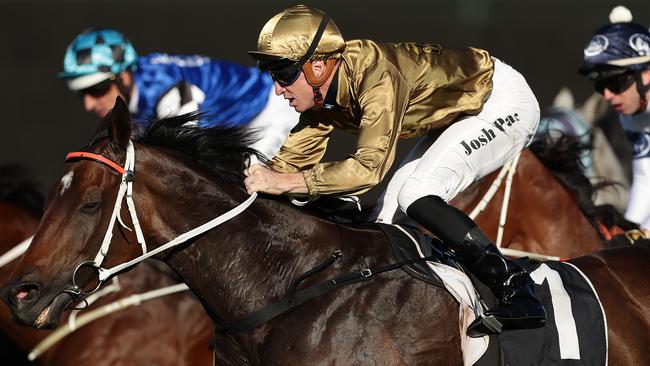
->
xmin=271 ymin=39 xmax=495 ymax=196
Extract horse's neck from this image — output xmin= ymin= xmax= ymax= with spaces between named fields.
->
xmin=136 ymin=154 xmax=346 ymax=322
xmin=172 ymin=197 xmax=348 ymax=321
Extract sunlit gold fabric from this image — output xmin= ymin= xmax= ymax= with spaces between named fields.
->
xmin=249 ymin=5 xmax=346 ymax=61
xmin=271 ymin=39 xmax=495 ymax=196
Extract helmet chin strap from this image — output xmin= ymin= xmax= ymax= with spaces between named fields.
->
xmin=303 ymin=59 xmax=337 ymax=110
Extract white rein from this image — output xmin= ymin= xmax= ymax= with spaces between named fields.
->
xmin=0 ymin=235 xmax=32 ymax=268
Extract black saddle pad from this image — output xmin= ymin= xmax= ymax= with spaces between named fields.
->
xmin=475 ymin=261 xmax=607 ymax=366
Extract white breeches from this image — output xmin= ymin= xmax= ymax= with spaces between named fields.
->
xmin=625 ymin=157 xmax=650 ymax=229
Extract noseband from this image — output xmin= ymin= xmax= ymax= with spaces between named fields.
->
xmin=62 ymin=140 xmax=257 ymax=301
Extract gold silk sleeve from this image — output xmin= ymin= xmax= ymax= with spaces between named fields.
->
xmin=270 ymin=121 xmax=335 ymax=174
xmin=303 ymin=64 xmax=409 ymax=196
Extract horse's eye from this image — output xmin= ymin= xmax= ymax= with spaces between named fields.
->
xmin=80 ymin=201 xmax=101 ymax=214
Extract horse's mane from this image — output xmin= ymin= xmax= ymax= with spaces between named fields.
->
xmin=529 ymin=131 xmax=594 ymax=209
xmin=0 ymin=164 xmax=43 ymax=214
xmin=528 ymin=130 xmax=633 ymax=234
xmin=136 ymin=113 xmax=266 ymax=183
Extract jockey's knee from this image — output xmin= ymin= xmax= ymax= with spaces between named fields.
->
xmin=397 ymin=181 xmax=417 ymax=214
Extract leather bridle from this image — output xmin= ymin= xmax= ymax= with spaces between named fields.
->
xmin=62 ymin=140 xmax=257 ymax=301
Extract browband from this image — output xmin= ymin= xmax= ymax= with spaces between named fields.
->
xmin=65 ymin=152 xmax=126 ymax=175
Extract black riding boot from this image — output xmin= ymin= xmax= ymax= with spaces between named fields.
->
xmin=406 ymin=195 xmax=546 ymax=337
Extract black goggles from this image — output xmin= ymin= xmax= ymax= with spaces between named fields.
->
xmin=591 ymin=71 xmax=636 ymax=95
xmin=258 ymin=58 xmax=303 ymax=86
xmin=75 ymin=77 xmax=115 ymax=98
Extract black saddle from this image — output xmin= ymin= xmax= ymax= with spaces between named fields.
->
xmin=376 ymin=223 xmax=462 ymax=289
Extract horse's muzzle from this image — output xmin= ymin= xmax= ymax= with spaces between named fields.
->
xmin=1 ymin=280 xmax=73 ymax=329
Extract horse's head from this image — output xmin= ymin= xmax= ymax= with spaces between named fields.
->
xmin=0 ymin=97 xmax=145 ymax=329
xmin=2 ymin=96 xmax=262 ymax=329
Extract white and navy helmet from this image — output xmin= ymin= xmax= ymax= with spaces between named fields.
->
xmin=59 ymin=28 xmax=138 ymax=91
xmin=580 ymin=6 xmax=650 ymax=78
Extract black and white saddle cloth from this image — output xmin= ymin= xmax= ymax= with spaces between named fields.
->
xmin=376 ymin=224 xmax=607 ymax=366
xmin=475 ymin=260 xmax=607 ymax=366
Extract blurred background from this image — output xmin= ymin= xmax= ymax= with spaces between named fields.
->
xmin=0 ymin=0 xmax=648 ymax=202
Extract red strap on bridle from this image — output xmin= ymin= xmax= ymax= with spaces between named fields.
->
xmin=65 ymin=152 xmax=126 ymax=175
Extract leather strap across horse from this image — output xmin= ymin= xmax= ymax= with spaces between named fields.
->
xmin=216 ymin=252 xmax=436 ymax=334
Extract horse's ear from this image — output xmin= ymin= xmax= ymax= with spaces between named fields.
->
xmin=552 ymin=87 xmax=575 ymax=109
xmin=578 ymin=93 xmax=608 ymax=126
xmin=105 ymin=96 xmax=132 ymax=151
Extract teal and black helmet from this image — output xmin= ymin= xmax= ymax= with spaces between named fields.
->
xmin=59 ymin=28 xmax=138 ymax=91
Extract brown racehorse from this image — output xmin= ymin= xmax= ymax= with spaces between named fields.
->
xmin=3 ymin=100 xmax=648 ymax=364
xmin=0 ymin=165 xmax=214 ymax=365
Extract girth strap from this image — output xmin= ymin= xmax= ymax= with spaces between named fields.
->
xmin=288 ymin=250 xmax=343 ymax=299
xmin=216 ymin=255 xmax=435 ymax=334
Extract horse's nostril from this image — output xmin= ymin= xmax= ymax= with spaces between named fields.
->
xmin=12 ymin=283 xmax=40 ymax=305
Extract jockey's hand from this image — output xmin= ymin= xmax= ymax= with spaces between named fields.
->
xmin=243 ymin=164 xmax=308 ymax=195
xmin=642 ymin=227 xmax=650 ymax=239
